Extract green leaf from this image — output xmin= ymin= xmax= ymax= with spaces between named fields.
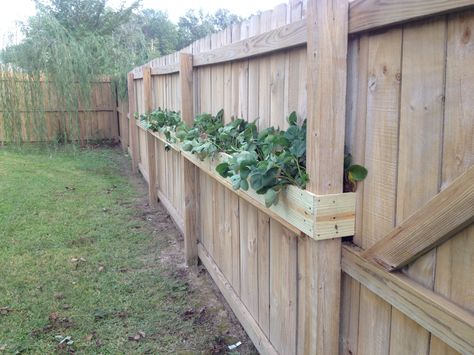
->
xmin=230 ymin=175 xmax=241 ymax=190
xmin=216 ymin=162 xmax=231 ymax=177
xmin=240 ymin=166 xmax=251 ymax=179
xmin=288 ymin=111 xmax=297 ymax=126
xmin=264 ymin=188 xmax=279 ymax=207
xmin=240 ymin=179 xmax=249 ymax=191
xmin=289 ymin=139 xmax=305 ymax=158
xmin=216 ymin=109 xmax=224 ymax=122
xmin=248 ymin=172 xmax=263 ymax=191
xmin=348 ymin=164 xmax=368 ymax=182
xmin=181 ymin=142 xmax=193 ymax=151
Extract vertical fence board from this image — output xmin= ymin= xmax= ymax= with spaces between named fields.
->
xmin=297 ymin=1 xmax=348 ymax=354
xmin=356 ymin=28 xmax=403 ymax=355
xmin=270 ymin=223 xmax=297 ymax=355
xmin=143 ymin=67 xmax=158 ymax=208
xmin=239 ymin=200 xmax=259 ymax=320
xmin=127 ymin=73 xmax=139 ymax=173
xmin=389 ymin=17 xmax=447 ymax=355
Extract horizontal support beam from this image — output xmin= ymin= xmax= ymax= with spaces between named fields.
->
xmin=198 ymin=244 xmax=278 ymax=355
xmin=342 ymin=244 xmax=474 ymax=354
xmin=364 ymin=166 xmax=474 ymax=270
xmin=151 ymin=63 xmax=180 ymax=76
xmin=349 ymin=0 xmax=474 ymax=34
xmin=193 ymin=19 xmax=307 ymax=67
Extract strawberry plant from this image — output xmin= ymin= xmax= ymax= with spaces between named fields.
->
xmin=138 ymin=109 xmax=367 ymax=207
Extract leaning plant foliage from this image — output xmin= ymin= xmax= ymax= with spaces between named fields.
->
xmin=139 ymin=109 xmax=367 ymax=207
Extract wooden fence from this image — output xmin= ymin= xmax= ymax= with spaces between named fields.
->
xmin=0 ymin=79 xmax=118 ymax=142
xmin=121 ymin=0 xmax=474 ymax=354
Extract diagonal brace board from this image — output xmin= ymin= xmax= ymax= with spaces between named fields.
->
xmin=364 ymin=166 xmax=474 ymax=271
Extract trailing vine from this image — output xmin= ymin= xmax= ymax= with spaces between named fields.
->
xmin=139 ymin=109 xmax=367 ymax=207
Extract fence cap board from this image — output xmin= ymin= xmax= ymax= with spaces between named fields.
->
xmin=193 ymin=19 xmax=307 ymax=67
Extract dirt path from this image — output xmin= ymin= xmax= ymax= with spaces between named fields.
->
xmin=119 ymin=149 xmax=257 ymax=354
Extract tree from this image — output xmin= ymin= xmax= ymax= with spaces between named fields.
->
xmin=176 ymin=9 xmax=242 ymax=49
xmin=33 ymin=0 xmax=140 ymax=35
xmin=139 ymin=9 xmax=178 ymax=56
xmin=212 ymin=9 xmax=241 ymax=31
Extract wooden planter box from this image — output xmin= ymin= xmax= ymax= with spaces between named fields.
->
xmin=149 ymin=128 xmax=356 ymax=241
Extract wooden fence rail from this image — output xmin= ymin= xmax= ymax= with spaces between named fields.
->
xmin=123 ymin=0 xmax=474 ymax=354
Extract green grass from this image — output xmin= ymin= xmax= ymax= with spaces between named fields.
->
xmin=0 ymin=146 xmax=242 ymax=354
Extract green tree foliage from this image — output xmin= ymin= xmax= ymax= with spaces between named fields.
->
xmin=139 ymin=9 xmax=178 ymax=56
xmin=177 ymin=9 xmax=242 ymax=48
xmin=33 ymin=0 xmax=140 ymax=35
xmin=0 ymin=0 xmax=241 ymax=143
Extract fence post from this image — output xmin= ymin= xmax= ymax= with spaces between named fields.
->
xmin=179 ymin=52 xmax=198 ymax=266
xmin=298 ymin=0 xmax=349 ymax=354
xmin=143 ymin=66 xmax=158 ymax=208
xmin=127 ymin=73 xmax=139 ymax=173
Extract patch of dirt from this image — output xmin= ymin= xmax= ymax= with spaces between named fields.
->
xmin=67 ymin=236 xmax=96 ymax=247
xmin=114 ymin=148 xmax=257 ymax=354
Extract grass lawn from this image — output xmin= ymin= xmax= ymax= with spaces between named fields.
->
xmin=0 ymin=146 xmax=254 ymax=354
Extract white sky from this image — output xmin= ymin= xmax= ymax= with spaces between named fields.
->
xmin=0 ymin=0 xmax=285 ymax=48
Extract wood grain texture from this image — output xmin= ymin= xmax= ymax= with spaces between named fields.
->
xmin=364 ymin=166 xmax=474 ymax=270
xmin=344 ymin=35 xmax=369 ymax=247
xmin=193 ymin=19 xmax=306 ymax=67
xmin=269 ymin=4 xmax=287 ymax=130
xmin=395 ymin=18 xmax=446 ymax=298
xmin=179 ymin=53 xmax=198 ymax=266
xmin=339 ymin=273 xmax=361 ymax=355
xmin=229 ymin=23 xmax=242 ymax=297
xmin=127 ymin=73 xmax=139 ymax=173
xmin=356 ymin=286 xmax=391 ymax=355
xmin=150 ymin=63 xmax=179 ymax=76
xmin=239 ymin=15 xmax=262 ymax=333
xmin=142 ymin=67 xmax=158 ymax=209
xmin=441 ymin=10 xmax=474 ymax=187
xmin=198 ymin=244 xmax=278 ymax=355
xmin=156 ymin=189 xmax=184 ymax=234
xmin=270 ymin=222 xmax=297 ymax=355
xmin=431 ymin=12 xmax=474 ymax=354
xmin=361 ymin=28 xmax=402 ymax=249
xmin=239 ymin=199 xmax=259 ymax=320
xmin=342 ymin=244 xmax=474 ymax=354
xmin=257 ymin=211 xmax=270 ymax=336
xmin=210 ymin=31 xmax=227 ymax=275
xmin=297 ymin=0 xmax=348 ymax=354
xmin=349 ymin=0 xmax=474 ymax=33
xmin=225 ymin=190 xmax=240 ymax=290
xmin=354 ymin=28 xmax=403 ymax=355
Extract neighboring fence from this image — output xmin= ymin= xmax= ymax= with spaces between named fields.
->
xmin=121 ymin=0 xmax=474 ymax=354
xmin=0 ymin=78 xmax=118 ymax=142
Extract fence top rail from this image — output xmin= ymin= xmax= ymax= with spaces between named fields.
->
xmin=193 ymin=19 xmax=307 ymax=67
xmin=349 ymin=0 xmax=474 ymax=33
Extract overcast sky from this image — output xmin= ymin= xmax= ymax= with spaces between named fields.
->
xmin=0 ymin=0 xmax=285 ymax=48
